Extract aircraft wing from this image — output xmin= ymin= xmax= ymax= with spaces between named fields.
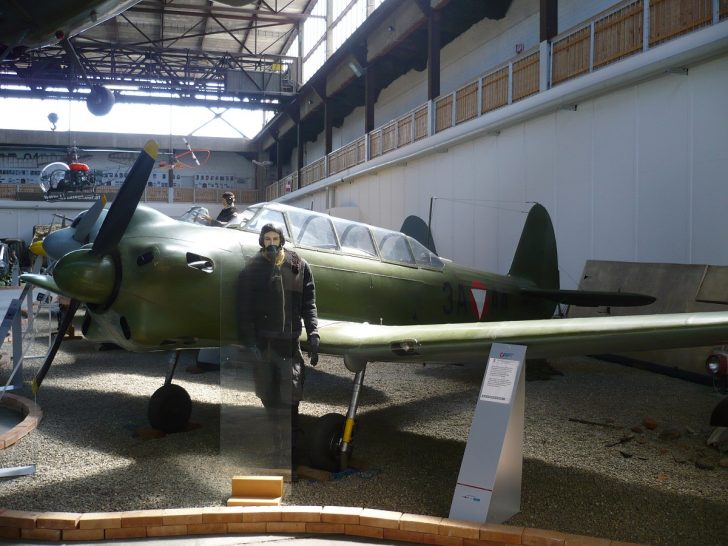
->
xmin=312 ymin=312 xmax=728 ymax=363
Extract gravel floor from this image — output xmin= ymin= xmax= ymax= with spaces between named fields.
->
xmin=1 ymin=338 xmax=727 ymax=545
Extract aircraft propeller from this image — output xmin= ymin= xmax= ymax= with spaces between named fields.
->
xmin=28 ymin=140 xmax=158 ymax=393
xmin=40 ymin=196 xmax=108 ymax=260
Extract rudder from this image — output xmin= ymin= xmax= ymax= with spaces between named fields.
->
xmin=507 ymin=203 xmax=559 ymax=290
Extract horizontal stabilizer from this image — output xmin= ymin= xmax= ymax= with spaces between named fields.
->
xmin=521 ymin=288 xmax=655 ymax=307
xmin=20 ymin=274 xmax=61 ymax=295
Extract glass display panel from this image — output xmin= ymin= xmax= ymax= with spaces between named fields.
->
xmin=219 ymin=246 xmax=294 ymax=480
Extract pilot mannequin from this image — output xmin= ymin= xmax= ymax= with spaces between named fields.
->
xmin=205 ymin=191 xmax=238 ymax=226
xmin=238 ymin=223 xmax=320 ymax=479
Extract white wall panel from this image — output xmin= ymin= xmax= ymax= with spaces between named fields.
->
xmin=471 ymin=134 xmax=502 ymax=272
xmin=553 ymin=105 xmax=593 ymax=286
xmin=691 ymin=159 xmax=728 ymax=264
xmin=590 ymin=89 xmax=637 ymax=264
xmin=689 ymin=56 xmax=728 ymax=264
xmin=524 ymin=114 xmax=556 ymax=210
xmin=635 ymin=76 xmax=691 ymax=262
xmin=493 ymin=125 xmax=528 ymax=273
xmin=691 ymin=57 xmax=728 ymax=164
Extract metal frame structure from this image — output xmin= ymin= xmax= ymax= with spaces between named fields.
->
xmin=0 ymin=0 xmax=318 ymax=110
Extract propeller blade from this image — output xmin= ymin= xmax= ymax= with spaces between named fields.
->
xmin=72 ymin=195 xmax=107 ymax=244
xmin=92 ymin=140 xmax=158 ymax=255
xmin=32 ymin=299 xmax=81 ymax=394
xmin=183 ymin=138 xmax=200 ymax=166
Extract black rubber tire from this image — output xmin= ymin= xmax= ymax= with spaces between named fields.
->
xmin=710 ymin=395 xmax=728 ymax=426
xmin=148 ymin=384 xmax=192 ymax=433
xmin=308 ymin=413 xmax=346 ymax=472
xmin=87 ymin=85 xmax=115 ymax=116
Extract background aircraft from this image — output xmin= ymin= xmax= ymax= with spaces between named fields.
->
xmin=20 ymin=141 xmax=728 ymax=471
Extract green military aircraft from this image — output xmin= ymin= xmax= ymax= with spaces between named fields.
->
xmin=21 ymin=141 xmax=728 ymax=471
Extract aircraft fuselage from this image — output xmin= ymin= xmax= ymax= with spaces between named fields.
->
xmin=68 ymin=204 xmax=554 ymax=351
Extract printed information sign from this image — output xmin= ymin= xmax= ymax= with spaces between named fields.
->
xmin=449 ymin=343 xmax=526 ymax=524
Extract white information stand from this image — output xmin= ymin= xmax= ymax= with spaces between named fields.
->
xmin=449 ymin=343 xmax=526 ymax=524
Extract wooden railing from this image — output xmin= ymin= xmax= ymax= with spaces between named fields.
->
xmin=594 ymin=1 xmax=644 ymax=68
xmin=328 ymin=136 xmax=366 ymax=176
xmin=266 ymin=172 xmax=298 ymax=200
xmin=381 ymin=121 xmax=397 ymax=153
xmin=552 ymin=26 xmax=592 ymax=84
xmin=512 ymin=51 xmax=540 ymax=100
xmin=456 ymin=82 xmax=478 ymax=124
xmin=300 ymin=157 xmax=326 ymax=187
xmin=413 ymin=105 xmax=428 ymax=141
xmin=481 ymin=67 xmax=509 ymax=113
xmin=0 ymin=184 xmax=260 ymax=205
xmin=650 ymin=0 xmax=713 ymax=45
xmin=144 ymin=187 xmax=168 ymax=202
xmin=263 ymin=0 xmax=725 ymax=196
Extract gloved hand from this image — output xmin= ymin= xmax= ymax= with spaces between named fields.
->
xmin=308 ymin=334 xmax=320 ymax=366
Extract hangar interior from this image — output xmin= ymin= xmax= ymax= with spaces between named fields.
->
xmin=1 ymin=1 xmax=728 ymax=545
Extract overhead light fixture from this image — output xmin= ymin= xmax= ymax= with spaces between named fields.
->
xmin=348 ymin=61 xmax=363 ymax=78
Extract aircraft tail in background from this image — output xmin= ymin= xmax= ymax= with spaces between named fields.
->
xmin=510 ymin=204 xmax=654 ymax=308
xmin=508 ymin=203 xmax=560 ymax=291
xmin=400 ymin=214 xmax=438 ymax=255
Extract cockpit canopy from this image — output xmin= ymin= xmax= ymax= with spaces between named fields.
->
xmin=227 ymin=203 xmax=444 ymax=270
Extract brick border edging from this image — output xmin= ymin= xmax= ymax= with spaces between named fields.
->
xmin=0 ymin=393 xmax=42 ymax=449
xmin=0 ymin=506 xmax=645 ymax=545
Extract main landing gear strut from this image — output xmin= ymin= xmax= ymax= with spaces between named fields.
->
xmin=308 ymin=358 xmax=367 ymax=472
xmin=148 ymin=351 xmax=192 ymax=433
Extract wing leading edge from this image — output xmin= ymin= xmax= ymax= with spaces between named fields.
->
xmin=313 ymin=312 xmax=728 ymax=363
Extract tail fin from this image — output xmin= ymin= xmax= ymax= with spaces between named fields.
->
xmin=400 ymin=215 xmax=438 ymax=254
xmin=509 ymin=204 xmax=656 ymax=308
xmin=508 ymin=203 xmax=559 ymax=290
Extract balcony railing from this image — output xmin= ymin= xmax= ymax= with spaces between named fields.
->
xmin=265 ymin=171 xmax=299 ymax=200
xmin=270 ymin=0 xmax=727 ymax=195
xmin=1 ymin=184 xmax=261 ymax=206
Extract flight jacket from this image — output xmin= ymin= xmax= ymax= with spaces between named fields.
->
xmin=238 ymin=249 xmax=319 ymax=345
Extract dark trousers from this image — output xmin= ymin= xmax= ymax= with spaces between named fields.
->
xmin=254 ymin=338 xmax=305 ymax=469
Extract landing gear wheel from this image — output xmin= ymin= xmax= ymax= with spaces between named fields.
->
xmin=308 ymin=413 xmax=346 ymax=472
xmin=148 ymin=384 xmax=191 ymax=433
xmin=87 ymin=85 xmax=115 ymax=116
xmin=710 ymin=396 xmax=728 ymax=426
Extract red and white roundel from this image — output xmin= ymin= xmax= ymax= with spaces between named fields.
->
xmin=470 ymin=280 xmax=490 ymax=320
